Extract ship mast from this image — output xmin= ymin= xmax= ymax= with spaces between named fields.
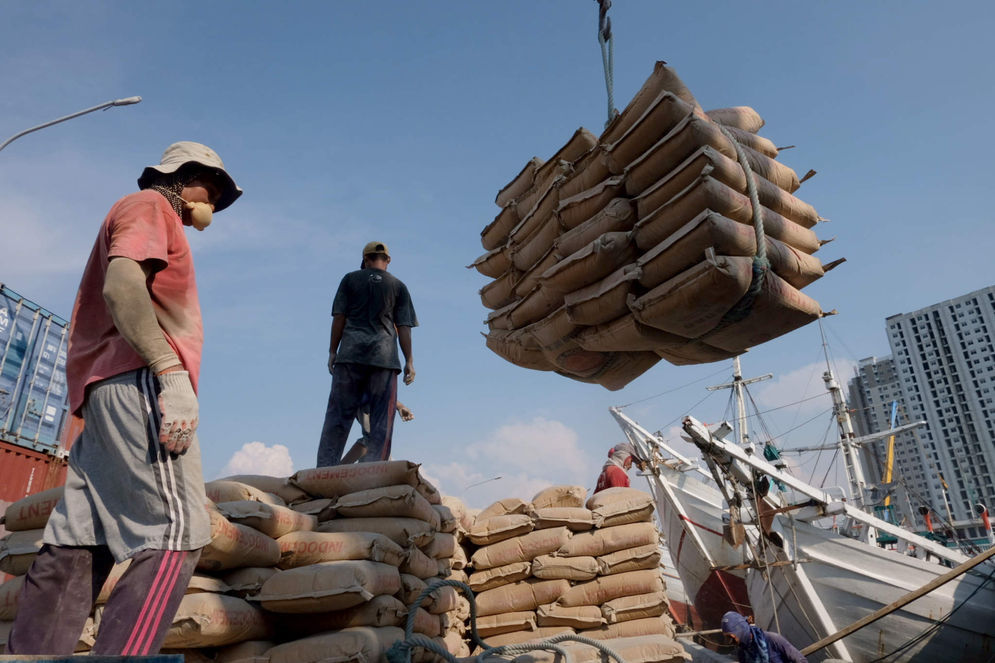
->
xmin=706 ymin=355 xmax=772 ymax=451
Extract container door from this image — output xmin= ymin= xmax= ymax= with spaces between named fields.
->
xmin=11 ymin=317 xmax=69 ymax=451
xmin=0 ymin=290 xmax=36 ymax=442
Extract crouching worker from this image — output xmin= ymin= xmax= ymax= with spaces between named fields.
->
xmin=721 ymin=611 xmax=808 ymax=663
xmin=8 ymin=142 xmax=242 ymax=656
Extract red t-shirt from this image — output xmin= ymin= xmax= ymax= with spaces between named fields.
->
xmin=595 ymin=465 xmax=630 ymax=493
xmin=66 ymin=190 xmax=203 ymax=414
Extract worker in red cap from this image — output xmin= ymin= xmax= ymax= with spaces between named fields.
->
xmin=594 ymin=442 xmax=637 ymax=493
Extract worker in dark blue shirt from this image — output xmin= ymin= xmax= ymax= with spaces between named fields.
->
xmin=721 ymin=611 xmax=808 ymax=663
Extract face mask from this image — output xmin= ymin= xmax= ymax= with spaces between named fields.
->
xmin=182 ymin=200 xmax=213 ymax=231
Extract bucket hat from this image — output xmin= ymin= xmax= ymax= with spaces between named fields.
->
xmin=137 ymin=141 xmax=242 ymax=211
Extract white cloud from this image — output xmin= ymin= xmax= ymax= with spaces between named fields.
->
xmin=217 ymin=441 xmax=295 ymax=478
xmin=752 ymin=359 xmax=856 ymax=417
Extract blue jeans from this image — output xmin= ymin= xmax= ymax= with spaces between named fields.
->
xmin=317 ymin=363 xmax=397 ymax=466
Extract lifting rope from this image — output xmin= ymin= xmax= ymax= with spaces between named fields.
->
xmin=595 ymin=0 xmax=619 ymax=128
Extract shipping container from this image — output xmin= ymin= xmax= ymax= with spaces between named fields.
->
xmin=0 ymin=283 xmax=71 ymax=454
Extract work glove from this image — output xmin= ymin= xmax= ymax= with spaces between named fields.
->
xmin=157 ymin=370 xmax=199 ymax=454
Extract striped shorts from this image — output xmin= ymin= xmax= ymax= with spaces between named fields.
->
xmin=44 ymin=368 xmax=211 ymax=561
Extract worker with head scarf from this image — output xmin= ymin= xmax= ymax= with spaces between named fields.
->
xmin=594 ymin=442 xmax=637 ymax=493
xmin=721 ymin=611 xmax=808 ymax=663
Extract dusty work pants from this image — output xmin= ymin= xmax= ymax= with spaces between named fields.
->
xmin=317 ymin=363 xmax=397 ymax=466
xmin=8 ymin=543 xmax=199 ymax=655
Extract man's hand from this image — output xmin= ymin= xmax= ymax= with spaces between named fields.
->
xmin=327 ymin=352 xmax=336 ymax=375
xmin=397 ymin=402 xmax=414 ymax=422
xmin=157 ymin=370 xmax=199 ymax=454
xmin=403 ymin=361 xmax=415 ymax=385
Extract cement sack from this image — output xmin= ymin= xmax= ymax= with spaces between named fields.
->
xmin=655 ymin=341 xmax=738 ymax=366
xmin=531 ymin=485 xmax=588 ymax=510
xmin=535 ymin=603 xmax=604 ymax=629
xmin=563 ymin=265 xmax=641 ymax=327
xmin=586 ymin=488 xmax=655 ymax=527
xmin=218 ymin=500 xmax=317 ymax=539
xmin=496 ymin=157 xmax=544 ymax=209
xmin=540 ymin=232 xmax=637 ymax=297
xmin=559 ymin=351 xmax=662 ymax=392
xmin=579 ymin=615 xmax=676 ymax=641
xmin=601 ymin=591 xmax=668 ymax=624
xmin=525 ymin=307 xmax=580 ymax=352
xmin=605 ymin=92 xmax=699 ymax=174
xmin=256 ymin=560 xmax=401 ymax=613
xmin=276 ymin=531 xmax=404 ymax=569
xmin=512 ymin=180 xmax=562 ymax=252
xmin=629 ymin=253 xmax=753 ymax=339
xmin=471 ymin=527 xmax=572 ymax=570
xmin=219 ymin=475 xmax=309 ymax=505
xmin=597 ymin=543 xmax=662 ymax=576
xmin=558 ymin=522 xmax=659 ymax=557
xmin=451 ymin=543 xmax=468 ymax=570
xmin=647 ymin=146 xmax=819 ymax=232
xmin=188 ymin=573 xmax=231 ymax=595
xmin=576 ymin=315 xmax=688 ymax=354
xmin=531 ymin=128 xmax=598 ymax=198
xmin=469 ymin=514 xmax=535 ymax=546
xmin=602 ymin=62 xmax=703 ymax=146
xmin=162 ymin=593 xmax=269 ymax=648
xmin=559 ymin=146 xmax=612 ymax=200
xmin=557 ymin=176 xmax=626 ymax=231
xmin=422 ymin=532 xmax=459 ymax=559
xmin=499 ymin=634 xmax=691 ymax=663
xmin=222 ymin=567 xmax=279 ymax=598
xmin=199 ymin=509 xmax=282 ymax=572
xmin=446 ymin=567 xmax=469 ymax=584
xmin=555 ymin=198 xmax=636 ymax=262
xmin=424 ymin=583 xmax=459 ymax=615
xmin=468 ymin=560 xmax=533 ymax=593
xmin=482 ymin=205 xmax=522 ymax=252
xmin=511 ymin=206 xmax=561 ymax=273
xmin=441 ymin=495 xmax=472 ymax=531
xmin=537 ymin=336 xmax=613 ymax=382
xmin=506 ymin=285 xmax=563 ymax=330
xmin=531 ymin=554 xmax=599 ymax=581
xmin=206 ymin=480 xmax=285 ymax=507
xmin=515 ymin=249 xmax=560 ymax=299
xmin=215 ymin=640 xmax=276 ymax=663
xmin=2 ymin=486 xmax=63 ymax=531
xmin=334 ymin=485 xmax=441 ymax=530
xmin=266 ymin=625 xmax=405 ymax=663
xmin=556 ymin=569 xmax=664 ymax=607
xmin=442 ymin=630 xmax=471 ymax=658
xmin=476 ymin=579 xmax=570 ymax=617
xmin=471 ymin=244 xmax=514 ymax=279
xmin=486 ymin=329 xmax=556 ymax=372
xmin=701 ymin=270 xmax=822 ymax=353
xmin=0 ymin=528 xmax=43 ymax=575
xmin=481 ymin=626 xmax=576 ymax=648
xmin=317 ymin=516 xmax=435 ymax=548
xmin=398 ymin=573 xmax=430 ymax=607
xmin=478 ymin=497 xmax=535 ymax=520
xmin=413 ymin=608 xmax=443 ymax=637
xmin=621 ymin=113 xmax=799 ymax=197
xmin=291 ymin=461 xmax=433 ymax=500
xmin=95 ymin=559 xmax=132 ymax=603
xmin=533 ymin=507 xmax=599 ymax=532
xmin=636 ymin=211 xmax=826 ymax=291
xmin=0 ymin=576 xmax=22 ymax=620
xmin=401 ymin=544 xmax=440 ymax=579
xmin=705 ymin=106 xmax=765 ymax=133
xmin=477 ymin=611 xmax=538 ymax=637
xmin=432 ymin=506 xmax=459 ymax=535
xmin=291 ymin=497 xmax=335 ymax=521
xmin=480 ymin=270 xmax=520 ymax=310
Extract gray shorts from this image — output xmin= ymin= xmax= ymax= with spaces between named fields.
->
xmin=44 ymin=368 xmax=211 ymax=561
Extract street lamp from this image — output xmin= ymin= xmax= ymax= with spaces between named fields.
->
xmin=462 ymin=476 xmax=502 ymax=497
xmin=0 ymin=96 xmax=142 ymax=153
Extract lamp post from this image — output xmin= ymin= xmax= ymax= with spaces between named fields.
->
xmin=0 ymin=96 xmax=142 ymax=153
xmin=462 ymin=476 xmax=502 ymax=497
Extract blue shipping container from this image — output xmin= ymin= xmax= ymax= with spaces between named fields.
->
xmin=0 ymin=284 xmax=70 ymax=453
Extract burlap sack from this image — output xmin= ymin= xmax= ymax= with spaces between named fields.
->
xmin=705 ymin=106 xmax=764 ymax=133
xmin=205 ymin=480 xmax=285 ymax=507
xmin=531 ymin=485 xmax=588 ymax=510
xmin=532 ymin=507 xmax=600 ymax=532
xmin=576 ymin=315 xmax=688 ymax=354
xmin=557 ymin=522 xmax=658 ymax=557
xmin=477 ymin=611 xmax=538 ymax=637
xmin=2 ymin=486 xmax=63 ymax=531
xmin=477 ymin=498 xmax=535 ymax=521
xmin=601 ymin=62 xmax=703 ymax=146
xmin=276 ymin=531 xmax=404 ymax=569
xmin=496 ymin=157 xmax=544 ymax=209
xmin=400 ymin=545 xmax=440 ymax=580
xmin=562 ymin=265 xmax=641 ymax=327
xmin=317 ymin=517 xmax=435 ymax=548
xmin=481 ymin=271 xmax=519 ymax=310
xmin=540 ymin=232 xmax=637 ymax=297
xmin=291 ymin=461 xmax=432 ymax=500
xmin=597 ymin=543 xmax=662 ymax=576
xmin=0 ymin=529 xmax=43 ymax=575
xmin=471 ymin=244 xmax=514 ymax=279
xmin=485 ymin=329 xmax=555 ymax=372
xmin=601 ymin=591 xmax=668 ymax=624
xmin=265 ymin=626 xmax=405 ymax=663
xmin=222 ymin=567 xmax=279 ymax=598
xmin=256 ymin=561 xmax=401 ymax=613
xmin=0 ymin=576 xmax=22 ymax=620
xmin=218 ymin=500 xmax=317 ymax=539
xmin=162 ymin=593 xmax=270 ymax=648
xmin=536 ymin=603 xmax=604 ymax=629
xmin=218 ymin=475 xmax=308 ymax=505
xmin=469 ymin=514 xmax=535 ymax=546
xmin=480 ymin=626 xmax=575 ymax=648
xmin=421 ymin=532 xmax=458 ymax=559
xmin=531 ymin=554 xmax=599 ymax=581
xmin=467 ymin=560 xmax=533 ymax=593
xmin=579 ymin=614 xmax=676 ymax=640
xmin=481 ymin=206 xmax=521 ymax=253
xmin=586 ymin=488 xmax=655 ymax=527
xmin=334 ymin=485 xmax=441 ymax=530
xmin=199 ymin=509 xmax=282 ymax=572
xmin=470 ymin=527 xmax=571 ymax=570
xmin=290 ymin=498 xmax=335 ymax=521
xmin=215 ymin=639 xmax=276 ymax=663
xmin=476 ymin=579 xmax=570 ymax=617
xmin=556 ymin=569 xmax=664 ymax=608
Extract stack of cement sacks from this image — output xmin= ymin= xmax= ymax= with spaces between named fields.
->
xmin=0 ymin=461 xmax=470 ymax=662
xmin=462 ymin=485 xmax=688 ymax=662
xmin=474 ymin=62 xmax=839 ymax=390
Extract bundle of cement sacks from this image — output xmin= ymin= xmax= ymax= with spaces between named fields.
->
xmin=474 ymin=62 xmax=840 ymax=390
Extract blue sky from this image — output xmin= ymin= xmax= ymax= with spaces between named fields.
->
xmin=2 ymin=2 xmax=992 ymax=508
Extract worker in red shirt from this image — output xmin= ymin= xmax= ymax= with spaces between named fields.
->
xmin=594 ymin=442 xmax=637 ymax=492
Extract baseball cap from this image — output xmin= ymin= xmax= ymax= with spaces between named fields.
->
xmin=362 ymin=241 xmax=390 ymax=257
